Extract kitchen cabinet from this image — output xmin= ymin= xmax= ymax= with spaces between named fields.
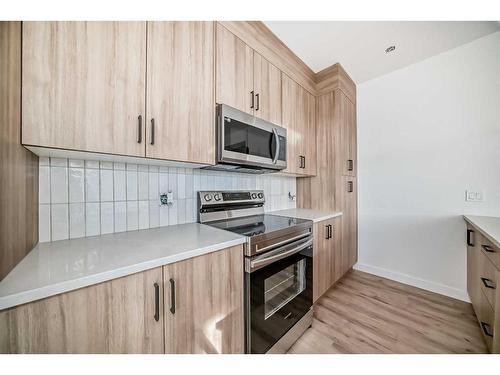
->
xmin=0 ymin=267 xmax=164 ymax=354
xmin=313 ymin=217 xmax=342 ymax=302
xmin=465 ymin=221 xmax=500 ymax=353
xmin=216 ymin=23 xmax=282 ymax=125
xmin=146 ymin=21 xmax=215 ymax=164
xmin=342 ymin=176 xmax=358 ymax=273
xmin=22 ymin=21 xmax=147 ymax=157
xmin=282 ymin=73 xmax=317 ymax=176
xmin=163 ymin=245 xmax=244 ymax=354
xmin=339 ymin=91 xmax=357 ymax=176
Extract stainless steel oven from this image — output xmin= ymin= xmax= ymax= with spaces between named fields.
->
xmin=208 ymin=104 xmax=287 ymax=173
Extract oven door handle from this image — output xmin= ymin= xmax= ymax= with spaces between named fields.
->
xmin=272 ymin=128 xmax=280 ymax=165
xmin=249 ymin=238 xmax=313 ymax=272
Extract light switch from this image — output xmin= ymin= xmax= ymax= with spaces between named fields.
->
xmin=466 ymin=190 xmax=484 ymax=202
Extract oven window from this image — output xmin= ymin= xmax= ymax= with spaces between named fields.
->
xmin=264 ymin=259 xmax=306 ymax=320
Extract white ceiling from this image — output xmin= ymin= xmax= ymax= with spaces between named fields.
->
xmin=264 ymin=21 xmax=500 ymax=83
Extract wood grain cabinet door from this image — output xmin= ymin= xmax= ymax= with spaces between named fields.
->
xmin=253 ymin=52 xmax=281 ymax=125
xmin=146 ymin=21 xmax=215 ymax=164
xmin=216 ymin=23 xmax=254 ymax=115
xmin=22 ymin=22 xmax=147 ymax=157
xmin=339 ymin=91 xmax=357 ymax=176
xmin=0 ymin=268 xmax=164 ymax=354
xmin=313 ymin=219 xmax=336 ymax=302
xmin=163 ymin=245 xmax=244 ymax=354
xmin=341 ymin=176 xmax=358 ymax=273
xmin=467 ymin=225 xmax=481 ymax=310
xmin=302 ymin=90 xmax=317 ymax=176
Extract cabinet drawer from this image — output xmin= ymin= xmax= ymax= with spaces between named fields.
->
xmin=478 ymin=291 xmax=495 ymax=352
xmin=478 ymin=249 xmax=497 ymax=310
xmin=481 ymin=236 xmax=500 ymax=271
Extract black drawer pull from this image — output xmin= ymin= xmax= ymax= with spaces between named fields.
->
xmin=150 ymin=118 xmax=155 ymax=145
xmin=481 ymin=277 xmax=496 ymax=289
xmin=466 ymin=229 xmax=474 ymax=246
xmin=347 ymin=159 xmax=353 ymax=171
xmin=255 ymin=93 xmax=260 ymax=111
xmin=169 ymin=278 xmax=176 ymax=314
xmin=482 ymin=244 xmax=496 ymax=253
xmin=153 ymin=283 xmax=160 ymax=322
xmin=347 ymin=181 xmax=354 ymax=193
xmin=137 ymin=115 xmax=143 ymax=144
xmin=480 ymin=321 xmax=494 ymax=337
xmin=250 ymin=91 xmax=254 ymax=109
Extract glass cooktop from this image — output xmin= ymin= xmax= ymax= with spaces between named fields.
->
xmin=205 ymin=214 xmax=311 ymax=237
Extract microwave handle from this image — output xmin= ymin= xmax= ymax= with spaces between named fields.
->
xmin=272 ymin=128 xmax=280 ymax=164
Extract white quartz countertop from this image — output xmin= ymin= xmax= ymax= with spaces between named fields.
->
xmin=0 ymin=223 xmax=246 ymax=311
xmin=463 ymin=215 xmax=500 ymax=249
xmin=270 ymin=208 xmax=343 ymax=223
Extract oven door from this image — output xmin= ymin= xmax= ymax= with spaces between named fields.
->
xmin=245 ymin=238 xmax=313 ymax=354
xmin=218 ymin=104 xmax=287 ymax=170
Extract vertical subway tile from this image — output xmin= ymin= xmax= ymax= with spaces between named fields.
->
xmin=177 ymin=199 xmax=186 ymax=224
xmin=159 ymin=205 xmax=169 ymax=227
xmin=50 ymin=158 xmax=67 ymax=167
xmin=177 ymin=172 xmax=186 ymax=199
xmin=39 ymin=166 xmax=51 ymax=204
xmin=100 ymin=169 xmax=114 ymax=201
xmin=114 ymin=201 xmax=127 ymax=233
xmin=85 ymin=168 xmax=100 ymax=202
xmin=100 ymin=202 xmax=114 ymax=234
xmin=50 ymin=167 xmax=68 ymax=204
xmin=138 ymin=164 xmax=149 ymax=172
xmin=85 ymin=202 xmax=100 ymax=237
xmin=69 ymin=159 xmax=85 ymax=168
xmin=51 ymin=203 xmax=69 ymax=241
xmin=39 ymin=157 xmax=49 ymax=166
xmin=185 ymin=198 xmax=194 ymax=223
xmin=168 ymin=200 xmax=178 ymax=225
xmin=149 ymin=171 xmax=159 ymax=200
xmin=149 ymin=200 xmax=159 ymax=228
xmin=69 ymin=168 xmax=85 ymax=203
xmin=185 ymin=173 xmax=194 ymax=199
xmin=39 ymin=204 xmax=51 ymax=242
xmin=149 ymin=165 xmax=159 ymax=173
xmin=138 ymin=171 xmax=149 ymax=200
xmin=100 ymin=161 xmax=113 ymax=170
xmin=126 ymin=163 xmax=138 ymax=171
xmin=138 ymin=200 xmax=149 ymax=229
xmin=159 ymin=172 xmax=169 ymax=194
xmin=85 ymin=160 xmax=100 ymax=169
xmin=126 ymin=201 xmax=139 ymax=231
xmin=168 ymin=168 xmax=177 ymax=199
xmin=126 ymin=170 xmax=138 ymax=201
xmin=113 ymin=169 xmax=126 ymax=201
xmin=69 ymin=203 xmax=85 ymax=239
xmin=113 ymin=162 xmax=126 ymax=170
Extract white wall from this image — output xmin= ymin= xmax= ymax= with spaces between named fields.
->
xmin=356 ymin=31 xmax=500 ymax=301
xmin=39 ymin=157 xmax=296 ymax=242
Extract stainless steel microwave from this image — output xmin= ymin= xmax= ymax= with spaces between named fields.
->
xmin=207 ymin=104 xmax=287 ymax=173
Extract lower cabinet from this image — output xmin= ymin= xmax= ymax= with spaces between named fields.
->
xmin=0 ymin=267 xmax=164 ymax=353
xmin=465 ymin=223 xmax=500 ymax=353
xmin=163 ymin=244 xmax=244 ymax=354
xmin=313 ymin=217 xmax=342 ymax=302
xmin=0 ymin=244 xmax=244 ymax=354
xmin=341 ymin=176 xmax=358 ymax=274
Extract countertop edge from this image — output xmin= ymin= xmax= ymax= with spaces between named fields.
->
xmin=0 ymin=236 xmax=246 ymax=311
xmin=270 ymin=209 xmax=343 ymax=223
xmin=463 ymin=215 xmax=500 ymax=249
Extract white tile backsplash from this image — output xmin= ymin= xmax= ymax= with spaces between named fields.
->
xmin=39 ymin=157 xmax=296 ymax=242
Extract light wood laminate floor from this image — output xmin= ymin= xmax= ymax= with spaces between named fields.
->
xmin=288 ymin=270 xmax=487 ymax=354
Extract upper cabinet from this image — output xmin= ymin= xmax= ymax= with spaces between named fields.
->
xmin=22 ymin=22 xmax=147 ymax=157
xmin=282 ymin=73 xmax=317 ymax=176
xmin=22 ymin=21 xmax=215 ymax=165
xmin=216 ymin=23 xmax=282 ymax=124
xmin=146 ymin=21 xmax=215 ymax=164
xmin=339 ymin=92 xmax=357 ymax=176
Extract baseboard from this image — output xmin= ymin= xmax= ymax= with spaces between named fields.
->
xmin=353 ymin=263 xmax=470 ymax=303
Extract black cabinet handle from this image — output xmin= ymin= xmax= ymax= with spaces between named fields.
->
xmin=169 ymin=278 xmax=176 ymax=314
xmin=347 ymin=181 xmax=354 ymax=193
xmin=480 ymin=321 xmax=494 ymax=337
xmin=481 ymin=277 xmax=496 ymax=289
xmin=467 ymin=229 xmax=474 ymax=246
xmin=482 ymin=244 xmax=496 ymax=253
xmin=137 ymin=115 xmax=143 ymax=144
xmin=347 ymin=159 xmax=353 ymax=171
xmin=255 ymin=93 xmax=260 ymax=111
xmin=150 ymin=118 xmax=155 ymax=145
xmin=303 ymin=156 xmax=306 ymax=169
xmin=250 ymin=91 xmax=254 ymax=109
xmin=153 ymin=283 xmax=160 ymax=322
xmin=325 ymin=224 xmax=330 ymax=240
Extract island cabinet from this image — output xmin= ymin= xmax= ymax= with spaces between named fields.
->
xmin=313 ymin=217 xmax=342 ymax=302
xmin=0 ymin=267 xmax=165 ymax=354
xmin=0 ymin=244 xmax=245 ymax=354
xmin=216 ymin=23 xmax=281 ymax=125
xmin=465 ymin=223 xmax=500 ymax=353
xmin=21 ymin=21 xmax=215 ymax=165
xmin=163 ymin=244 xmax=244 ymax=354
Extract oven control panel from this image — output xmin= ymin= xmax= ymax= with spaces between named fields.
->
xmin=198 ymin=190 xmax=265 ymax=206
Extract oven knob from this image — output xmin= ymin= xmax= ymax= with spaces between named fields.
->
xmin=251 ymin=193 xmax=257 ymax=199
xmin=214 ymin=193 xmax=221 ymax=201
xmin=258 ymin=193 xmax=263 ymax=199
xmin=204 ymin=194 xmax=212 ymax=202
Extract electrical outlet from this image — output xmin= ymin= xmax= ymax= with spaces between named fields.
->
xmin=465 ymin=190 xmax=484 ymax=202
xmin=160 ymin=191 xmax=174 ymax=206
